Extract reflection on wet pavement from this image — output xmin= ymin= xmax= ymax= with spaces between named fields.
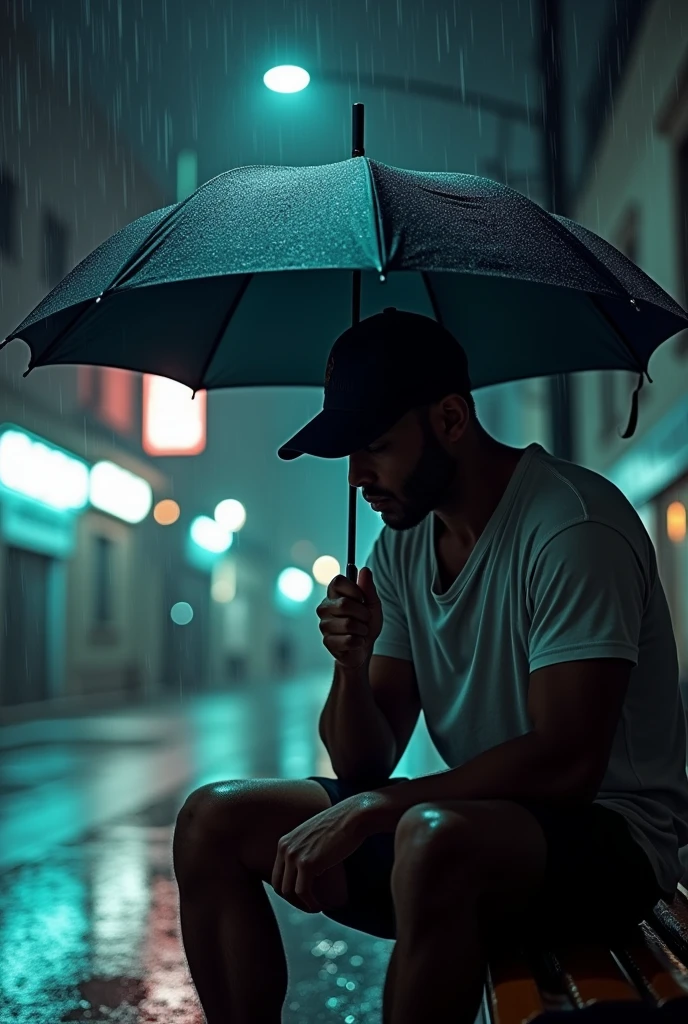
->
xmin=0 ymin=676 xmax=448 ymax=1022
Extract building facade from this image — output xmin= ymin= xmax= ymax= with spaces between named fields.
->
xmin=572 ymin=0 xmax=688 ymax=690
xmin=0 ymin=9 xmax=174 ymax=719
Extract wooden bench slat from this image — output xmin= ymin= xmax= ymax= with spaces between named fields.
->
xmin=486 ymin=947 xmax=547 ymax=1024
xmin=649 ymin=887 xmax=688 ymax=972
xmin=551 ymin=942 xmax=642 ymax=1007
xmin=485 ymin=886 xmax=688 ymax=1020
xmin=613 ymin=926 xmax=688 ymax=1006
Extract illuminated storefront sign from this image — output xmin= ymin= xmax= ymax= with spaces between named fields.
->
xmin=0 ymin=496 xmax=77 ymax=558
xmin=0 ymin=426 xmax=154 ymax=545
xmin=89 ymin=461 xmax=153 ymax=524
xmin=0 ymin=426 xmax=89 ymax=511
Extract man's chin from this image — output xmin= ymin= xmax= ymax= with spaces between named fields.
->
xmin=382 ymin=505 xmax=428 ymax=532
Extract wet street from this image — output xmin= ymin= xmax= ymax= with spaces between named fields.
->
xmin=0 ymin=673 xmax=447 ymax=1024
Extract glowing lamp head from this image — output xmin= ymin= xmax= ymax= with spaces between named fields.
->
xmin=263 ymin=65 xmax=310 ymax=93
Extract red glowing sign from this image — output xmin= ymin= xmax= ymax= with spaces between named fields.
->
xmin=142 ymin=375 xmax=206 ymax=456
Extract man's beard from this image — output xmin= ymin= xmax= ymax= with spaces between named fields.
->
xmin=381 ymin=418 xmax=458 ymax=532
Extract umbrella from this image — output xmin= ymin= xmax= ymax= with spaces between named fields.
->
xmin=3 ymin=104 xmax=687 ymax=583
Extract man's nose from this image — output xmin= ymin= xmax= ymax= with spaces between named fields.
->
xmin=348 ymin=453 xmax=372 ymax=490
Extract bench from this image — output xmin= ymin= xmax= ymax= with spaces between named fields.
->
xmin=484 ymin=883 xmax=688 ymax=1022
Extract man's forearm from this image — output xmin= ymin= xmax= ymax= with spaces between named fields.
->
xmin=356 ymin=730 xmax=592 ymax=835
xmin=319 ymin=660 xmax=397 ymax=783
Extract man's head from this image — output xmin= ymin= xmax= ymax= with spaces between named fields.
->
xmin=350 ymin=382 xmax=490 ymax=532
xmin=277 ymin=309 xmax=489 ymax=522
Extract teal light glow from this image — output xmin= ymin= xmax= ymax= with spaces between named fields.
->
xmin=171 ymin=601 xmax=194 ymax=625
xmin=0 ymin=426 xmax=89 ymax=511
xmin=89 ymin=461 xmax=152 ymax=523
xmin=263 ymin=65 xmax=310 ymax=93
xmin=277 ymin=566 xmax=313 ymax=603
xmin=189 ymin=515 xmax=233 ymax=554
xmin=214 ymin=498 xmax=246 ymax=532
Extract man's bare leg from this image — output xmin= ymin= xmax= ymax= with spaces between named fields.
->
xmin=177 ymin=859 xmax=286 ymax=1021
xmin=172 ymin=778 xmax=346 ymax=1024
xmin=387 ymin=883 xmax=487 ymax=1024
xmin=384 ymin=798 xmax=547 ymax=1024
xmin=382 ymin=941 xmax=401 ymax=1024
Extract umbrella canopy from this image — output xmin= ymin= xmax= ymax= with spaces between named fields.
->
xmin=4 ymin=158 xmax=686 ymax=395
xmin=4 ymin=142 xmax=687 ymax=583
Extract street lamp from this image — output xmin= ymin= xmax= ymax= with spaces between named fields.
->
xmin=264 ymin=66 xmax=310 ymax=94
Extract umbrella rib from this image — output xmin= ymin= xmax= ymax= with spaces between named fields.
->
xmin=549 ymin=211 xmax=638 ymax=302
xmin=362 ymin=160 xmax=388 ymax=276
xmin=107 ymin=176 xmax=223 ymax=293
xmin=18 ymin=195 xmax=205 ymax=377
xmin=589 ymin=293 xmax=651 ymax=381
xmin=192 ymin=274 xmax=255 ymax=396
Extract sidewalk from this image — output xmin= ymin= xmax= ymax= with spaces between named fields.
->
xmin=0 ymin=675 xmax=402 ymax=1024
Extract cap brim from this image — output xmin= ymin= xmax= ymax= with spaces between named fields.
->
xmin=277 ymin=408 xmax=400 ymax=461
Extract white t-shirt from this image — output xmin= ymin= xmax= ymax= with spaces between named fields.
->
xmin=365 ymin=442 xmax=688 ymax=896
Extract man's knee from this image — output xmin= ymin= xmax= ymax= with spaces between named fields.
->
xmin=173 ymin=781 xmax=244 ymax=882
xmin=391 ymin=799 xmax=547 ymax=906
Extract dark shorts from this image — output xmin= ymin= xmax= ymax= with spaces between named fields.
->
xmin=306 ymin=775 xmax=667 ymax=943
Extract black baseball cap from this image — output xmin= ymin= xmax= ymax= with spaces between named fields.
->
xmin=277 ymin=307 xmax=472 ymax=460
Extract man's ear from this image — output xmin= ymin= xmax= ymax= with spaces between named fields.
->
xmin=440 ymin=395 xmax=469 ymax=443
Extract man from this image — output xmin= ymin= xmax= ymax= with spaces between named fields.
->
xmin=173 ymin=308 xmax=688 ymax=1024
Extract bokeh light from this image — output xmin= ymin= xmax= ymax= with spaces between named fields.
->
xmin=667 ymin=501 xmax=686 ymax=543
xmin=291 ymin=539 xmax=317 ymax=567
xmin=214 ymin=498 xmax=246 ymax=532
xmin=211 ymin=580 xmax=234 ymax=602
xmin=190 ymin=515 xmax=233 ymax=553
xmin=211 ymin=558 xmax=237 ymax=603
xmin=170 ymin=601 xmax=193 ymax=625
xmin=89 ymin=461 xmax=152 ymax=523
xmin=312 ymin=555 xmax=340 ymax=585
xmin=263 ymin=65 xmax=310 ymax=93
xmin=277 ymin=567 xmax=314 ymax=603
xmin=154 ymin=499 xmax=180 ymax=525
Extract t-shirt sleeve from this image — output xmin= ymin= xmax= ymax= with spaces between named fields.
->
xmin=364 ymin=530 xmax=413 ymax=662
xmin=527 ymin=520 xmax=648 ymax=673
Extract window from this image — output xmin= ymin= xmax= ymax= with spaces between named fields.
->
xmin=93 ymin=535 xmax=114 ymax=625
xmin=0 ymin=166 xmax=17 ymax=259
xmin=42 ymin=210 xmax=68 ymax=288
